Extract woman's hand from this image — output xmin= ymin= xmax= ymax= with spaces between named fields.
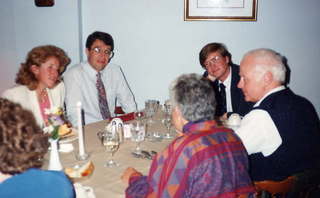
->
xmin=121 ymin=167 xmax=140 ymax=185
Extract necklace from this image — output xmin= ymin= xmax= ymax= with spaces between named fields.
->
xmin=38 ymin=88 xmax=48 ymax=103
xmin=37 ymin=88 xmax=51 ymax=125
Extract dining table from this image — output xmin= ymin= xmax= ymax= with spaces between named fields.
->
xmin=44 ymin=109 xmax=173 ymax=198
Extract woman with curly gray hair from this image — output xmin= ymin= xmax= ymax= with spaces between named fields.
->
xmin=122 ymin=74 xmax=255 ymax=198
xmin=0 ymin=98 xmax=75 ymax=197
xmin=2 ymin=45 xmax=70 ymax=126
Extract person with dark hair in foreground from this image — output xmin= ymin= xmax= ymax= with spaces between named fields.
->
xmin=121 ymin=74 xmax=256 ymax=198
xmin=0 ymin=98 xmax=75 ymax=198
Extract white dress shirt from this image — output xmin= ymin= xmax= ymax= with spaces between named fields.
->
xmin=235 ymin=86 xmax=285 ymax=156
xmin=63 ymin=62 xmax=137 ymax=125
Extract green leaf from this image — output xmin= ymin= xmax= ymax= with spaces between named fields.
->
xmin=51 ymin=125 xmax=60 ymax=140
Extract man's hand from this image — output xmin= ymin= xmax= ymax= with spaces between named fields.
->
xmin=219 ymin=113 xmax=228 ymax=121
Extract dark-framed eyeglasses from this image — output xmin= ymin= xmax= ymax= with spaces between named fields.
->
xmin=92 ymin=47 xmax=114 ymax=58
xmin=204 ymin=56 xmax=222 ymax=68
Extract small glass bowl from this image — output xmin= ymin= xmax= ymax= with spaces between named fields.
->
xmin=64 ymin=160 xmax=94 ymax=182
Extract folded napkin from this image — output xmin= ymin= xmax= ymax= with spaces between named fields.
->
xmin=48 ymin=143 xmax=74 ymax=153
xmin=74 ymin=183 xmax=96 ymax=198
xmin=58 ymin=143 xmax=74 ymax=153
xmin=123 ymin=124 xmax=132 ymax=138
xmin=109 ymin=112 xmax=135 ymax=122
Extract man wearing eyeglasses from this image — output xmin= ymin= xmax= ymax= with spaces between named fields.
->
xmin=199 ymin=42 xmax=253 ymax=119
xmin=64 ymin=31 xmax=136 ymax=125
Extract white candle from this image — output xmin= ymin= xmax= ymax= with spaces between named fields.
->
xmin=77 ymin=101 xmax=85 ymax=156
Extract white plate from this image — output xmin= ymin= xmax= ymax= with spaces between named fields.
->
xmin=59 ymin=128 xmax=78 ymax=143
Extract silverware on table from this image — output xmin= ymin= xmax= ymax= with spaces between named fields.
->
xmin=131 ymin=150 xmax=157 ymax=160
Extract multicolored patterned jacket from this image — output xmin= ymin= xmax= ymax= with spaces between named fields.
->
xmin=126 ymin=120 xmax=256 ymax=198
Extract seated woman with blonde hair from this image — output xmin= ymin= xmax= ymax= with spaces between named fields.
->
xmin=121 ymin=73 xmax=256 ymax=198
xmin=0 ymin=98 xmax=75 ymax=197
xmin=2 ymin=45 xmax=70 ymax=127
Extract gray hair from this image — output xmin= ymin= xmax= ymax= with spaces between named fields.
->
xmin=244 ymin=48 xmax=286 ymax=84
xmin=169 ymin=73 xmax=216 ymax=122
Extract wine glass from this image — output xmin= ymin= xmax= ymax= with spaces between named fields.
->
xmin=145 ymin=100 xmax=159 ymax=124
xmin=131 ymin=122 xmax=145 ymax=154
xmin=162 ymin=116 xmax=173 ymax=139
xmin=101 ymin=130 xmax=120 ymax=167
xmin=162 ymin=103 xmax=174 ymax=139
xmin=134 ymin=111 xmax=144 ymax=124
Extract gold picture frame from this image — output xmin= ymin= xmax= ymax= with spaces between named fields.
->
xmin=185 ymin=0 xmax=257 ymax=21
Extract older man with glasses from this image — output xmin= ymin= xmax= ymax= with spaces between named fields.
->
xmin=199 ymin=42 xmax=253 ymax=119
xmin=64 ymin=31 xmax=136 ymax=125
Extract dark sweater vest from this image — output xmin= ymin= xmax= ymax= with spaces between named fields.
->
xmin=249 ymin=88 xmax=320 ymax=181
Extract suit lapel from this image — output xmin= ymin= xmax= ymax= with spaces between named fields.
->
xmin=230 ymin=65 xmax=241 ymax=112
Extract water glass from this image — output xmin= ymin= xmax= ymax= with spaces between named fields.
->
xmin=145 ymin=100 xmax=159 ymax=123
xmin=131 ymin=122 xmax=145 ymax=154
xmin=162 ymin=102 xmax=174 ymax=139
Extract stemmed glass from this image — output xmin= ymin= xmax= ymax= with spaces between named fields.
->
xmin=134 ymin=111 xmax=144 ymax=123
xmin=162 ymin=103 xmax=173 ymax=139
xmin=145 ymin=100 xmax=159 ymax=124
xmin=131 ymin=122 xmax=145 ymax=154
xmin=100 ymin=129 xmax=120 ymax=167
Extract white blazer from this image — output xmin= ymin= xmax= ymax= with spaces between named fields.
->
xmin=2 ymin=82 xmax=65 ymax=127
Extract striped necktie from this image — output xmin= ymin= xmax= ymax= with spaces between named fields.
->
xmin=96 ymin=72 xmax=111 ymax=119
xmin=219 ymin=83 xmax=227 ymax=115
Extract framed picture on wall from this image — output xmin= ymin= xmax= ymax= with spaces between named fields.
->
xmin=184 ymin=0 xmax=257 ymax=21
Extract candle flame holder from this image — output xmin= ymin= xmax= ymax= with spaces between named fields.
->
xmin=76 ymin=101 xmax=90 ymax=161
xmin=75 ymin=152 xmax=90 ymax=161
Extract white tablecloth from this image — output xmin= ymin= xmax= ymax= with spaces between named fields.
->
xmin=45 ymin=114 xmax=172 ymax=198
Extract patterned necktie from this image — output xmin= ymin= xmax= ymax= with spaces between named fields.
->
xmin=96 ymin=72 xmax=111 ymax=119
xmin=219 ymin=83 xmax=227 ymax=115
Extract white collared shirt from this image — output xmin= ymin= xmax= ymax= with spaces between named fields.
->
xmin=63 ymin=62 xmax=137 ymax=125
xmin=235 ymin=86 xmax=285 ymax=156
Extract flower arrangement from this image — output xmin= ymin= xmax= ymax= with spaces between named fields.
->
xmin=43 ymin=106 xmax=72 ymax=140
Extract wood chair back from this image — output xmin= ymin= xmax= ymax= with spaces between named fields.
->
xmin=254 ymin=176 xmax=296 ymax=198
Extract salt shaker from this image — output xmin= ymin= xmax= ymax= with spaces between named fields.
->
xmin=117 ymin=123 xmax=124 ymax=143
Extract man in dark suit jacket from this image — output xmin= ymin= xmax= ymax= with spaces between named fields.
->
xmin=199 ymin=43 xmax=253 ymax=118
